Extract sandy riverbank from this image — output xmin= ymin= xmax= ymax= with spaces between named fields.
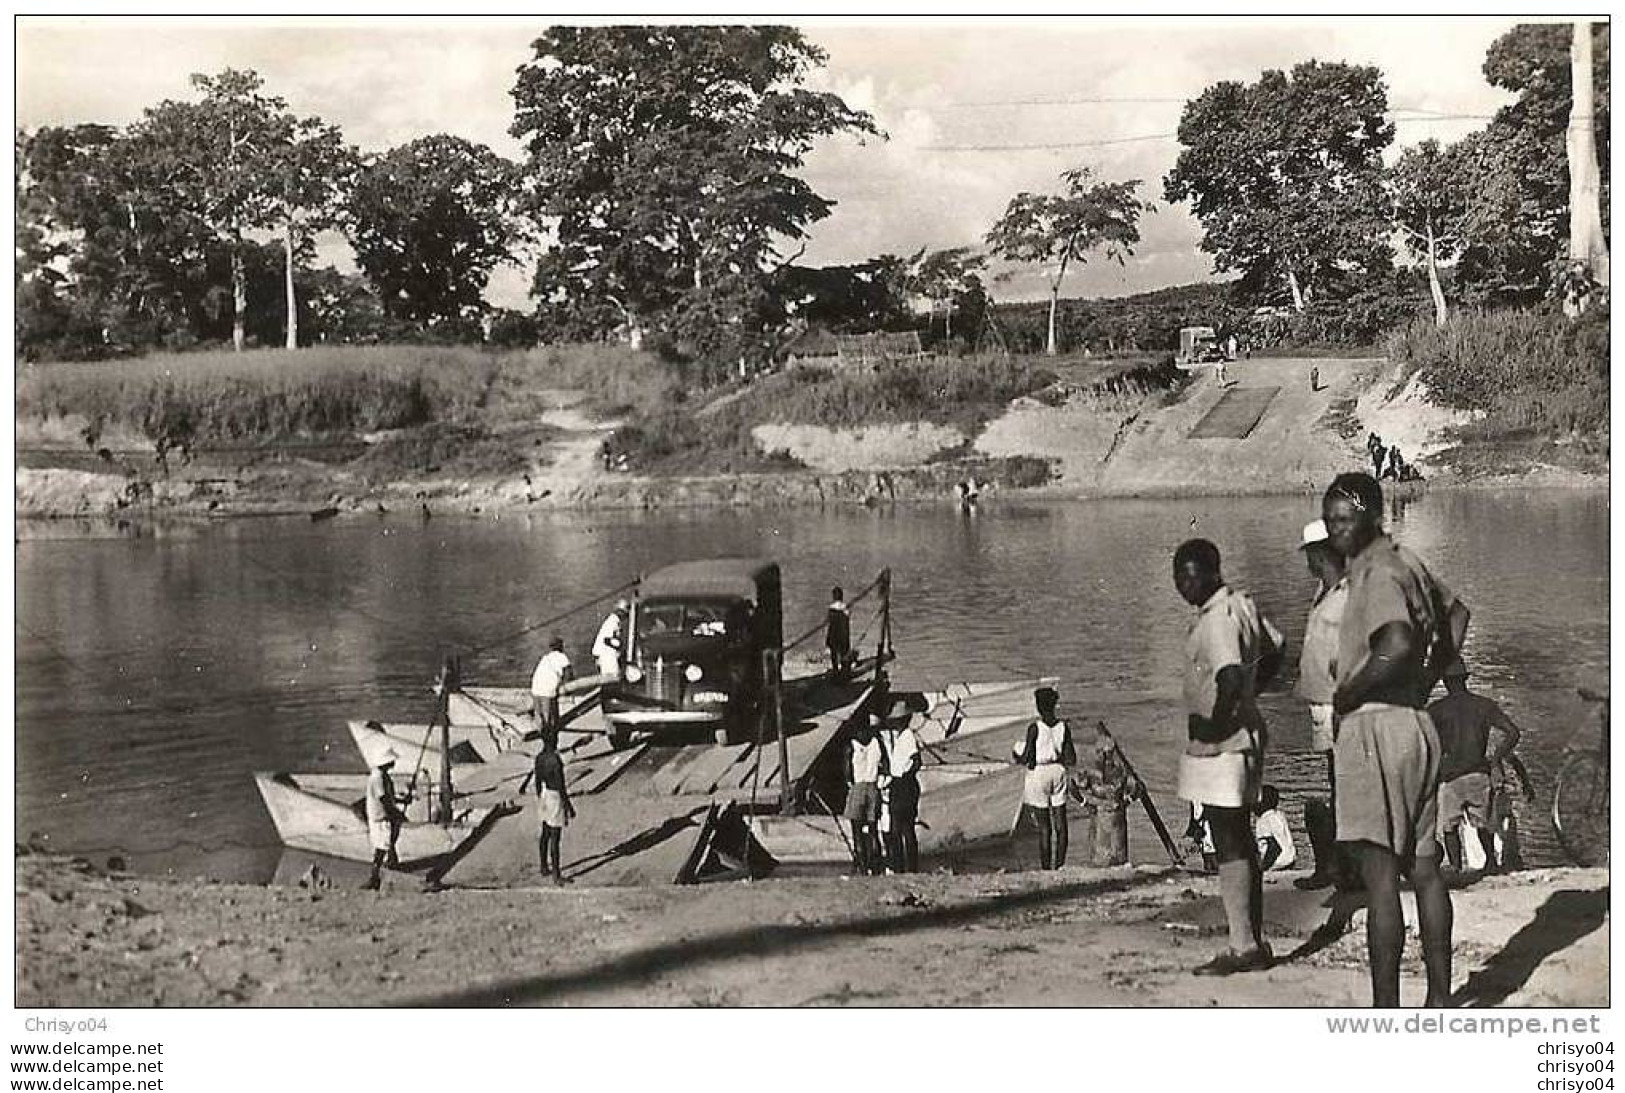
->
xmin=15 ymin=852 xmax=1607 ymax=1007
xmin=14 ymin=356 xmax=1606 ymax=520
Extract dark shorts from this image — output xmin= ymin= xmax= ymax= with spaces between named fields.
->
xmin=888 ymin=775 xmax=920 ymax=825
xmin=845 ymin=782 xmax=881 ymax=823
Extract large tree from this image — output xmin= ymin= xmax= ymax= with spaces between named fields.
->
xmin=18 ymin=123 xmax=217 ymax=351
xmin=1390 ymin=139 xmax=1471 ymax=327
xmin=345 ymin=135 xmax=521 ymax=331
xmin=1165 ymin=61 xmax=1395 ymax=310
xmin=906 ymin=246 xmax=987 ymax=343
xmin=1453 ymin=23 xmax=1610 ymax=305
xmin=130 ymin=70 xmax=353 ymax=351
xmin=985 ymin=167 xmax=1151 ymax=355
xmin=510 ymin=26 xmax=877 ymax=360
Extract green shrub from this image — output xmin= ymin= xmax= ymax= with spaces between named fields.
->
xmin=1383 ymin=306 xmax=1610 ymax=437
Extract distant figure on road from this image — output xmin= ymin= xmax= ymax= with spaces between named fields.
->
xmin=530 ymin=635 xmax=572 ymax=732
xmin=1013 ymin=686 xmax=1077 ymax=871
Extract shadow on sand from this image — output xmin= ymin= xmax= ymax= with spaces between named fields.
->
xmin=1451 ymin=888 xmax=1610 ymax=1008
xmin=399 ymin=870 xmax=1167 ymax=1006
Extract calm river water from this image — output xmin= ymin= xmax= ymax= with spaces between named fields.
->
xmin=15 ymin=489 xmax=1609 ymax=880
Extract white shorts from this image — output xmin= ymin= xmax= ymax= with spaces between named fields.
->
xmin=368 ymin=819 xmax=395 ymax=853
xmin=1178 ymin=750 xmax=1260 ymax=810
xmin=1309 ymin=704 xmax=1335 ymax=753
xmin=1023 ymin=763 xmax=1070 ymax=809
xmin=537 ymin=788 xmax=569 ymax=829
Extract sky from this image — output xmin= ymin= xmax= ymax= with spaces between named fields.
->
xmin=16 ymin=16 xmax=1530 ymax=305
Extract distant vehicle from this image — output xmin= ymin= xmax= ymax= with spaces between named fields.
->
xmin=605 ymin=559 xmax=784 ymax=748
xmin=1176 ymin=325 xmax=1230 ymax=369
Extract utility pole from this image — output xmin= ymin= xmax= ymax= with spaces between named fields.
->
xmin=1566 ymin=20 xmax=1610 ymax=314
xmin=434 ymin=656 xmax=459 ymax=825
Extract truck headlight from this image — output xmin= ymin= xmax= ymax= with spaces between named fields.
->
xmin=684 ymin=664 xmax=704 ymax=682
xmin=624 ymin=664 xmax=644 ymax=683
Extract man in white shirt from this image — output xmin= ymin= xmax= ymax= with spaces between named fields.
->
xmin=363 ymin=749 xmax=407 ymax=891
xmin=845 ymin=716 xmax=887 ymax=876
xmin=879 ymin=714 xmax=922 ymax=873
xmin=531 ymin=635 xmax=572 ymax=732
xmin=1013 ymin=687 xmax=1076 ymax=871
xmin=591 ymin=601 xmax=628 ymax=680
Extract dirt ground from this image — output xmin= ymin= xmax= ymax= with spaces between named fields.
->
xmin=15 ymin=853 xmax=1607 ymax=1008
xmin=16 ymin=357 xmax=1607 ymax=520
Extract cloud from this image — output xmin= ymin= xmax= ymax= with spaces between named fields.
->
xmin=18 ymin=17 xmax=1525 ymax=304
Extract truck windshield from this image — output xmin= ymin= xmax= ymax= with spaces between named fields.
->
xmin=638 ymin=602 xmax=735 ymax=639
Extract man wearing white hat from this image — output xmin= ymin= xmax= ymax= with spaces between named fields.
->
xmin=364 ymin=749 xmax=407 ymax=890
xmin=592 ymin=601 xmax=629 ymax=681
xmin=1294 ymin=518 xmax=1351 ymax=891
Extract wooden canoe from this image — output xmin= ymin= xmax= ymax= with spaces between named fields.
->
xmin=253 ymin=771 xmax=515 ymax=870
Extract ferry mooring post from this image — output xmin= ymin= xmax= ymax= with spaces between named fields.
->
xmin=764 ymin=647 xmax=791 ymax=814
xmin=875 ymin=568 xmax=893 ymax=673
xmin=433 ymin=656 xmax=460 ymax=825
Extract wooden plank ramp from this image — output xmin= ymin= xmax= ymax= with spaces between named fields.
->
xmin=1188 ymin=386 xmax=1280 ymax=439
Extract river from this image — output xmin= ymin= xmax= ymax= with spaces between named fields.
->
xmin=15 ymin=488 xmax=1609 ymax=881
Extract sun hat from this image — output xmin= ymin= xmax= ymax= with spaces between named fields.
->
xmin=1298 ymin=518 xmax=1330 ymax=550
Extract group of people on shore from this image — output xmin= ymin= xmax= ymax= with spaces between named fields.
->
xmin=1166 ymin=468 xmax=1527 ymax=1007
xmin=1367 ymin=431 xmax=1424 ymax=484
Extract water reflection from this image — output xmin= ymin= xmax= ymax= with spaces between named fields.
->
xmin=14 ymin=488 xmax=1609 ymax=880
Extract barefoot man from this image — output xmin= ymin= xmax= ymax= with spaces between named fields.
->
xmin=1324 ymin=471 xmax=1470 ymax=1007
xmin=1172 ymin=538 xmax=1284 ymax=976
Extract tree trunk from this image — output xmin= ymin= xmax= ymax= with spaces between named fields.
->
xmin=1045 ymin=254 xmax=1070 ymax=356
xmin=284 ymin=217 xmax=299 ymax=350
xmin=1286 ymin=268 xmax=1305 ymax=312
xmin=1566 ymin=20 xmax=1610 ymax=315
xmin=1425 ymin=221 xmax=1448 ymax=328
xmin=231 ymin=243 xmax=247 ymax=353
xmin=945 ymin=300 xmax=953 ymax=343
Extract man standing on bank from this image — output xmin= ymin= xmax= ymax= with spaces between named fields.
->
xmin=363 ymin=749 xmax=408 ymax=891
xmin=1294 ymin=518 xmax=1351 ymax=891
xmin=1324 ymin=471 xmax=1470 ymax=1008
xmin=1173 ymin=538 xmax=1284 ymax=976
xmin=1014 ymin=687 xmax=1076 ymax=871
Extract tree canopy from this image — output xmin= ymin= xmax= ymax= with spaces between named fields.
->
xmin=1165 ymin=61 xmax=1395 ymax=310
xmin=510 ymin=26 xmax=878 ymax=364
xmin=1451 ymin=22 xmax=1610 ymax=304
xmin=345 ymin=135 xmax=522 ymax=331
xmin=986 ymin=167 xmax=1151 ymax=354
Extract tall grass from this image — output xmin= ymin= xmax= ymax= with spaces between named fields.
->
xmin=1383 ymin=306 xmax=1610 ymax=438
xmin=15 ymin=343 xmax=669 ymax=447
xmin=764 ymin=354 xmax=1055 ymax=432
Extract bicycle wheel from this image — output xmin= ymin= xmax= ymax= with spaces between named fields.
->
xmin=1552 ymin=751 xmax=1610 ymax=867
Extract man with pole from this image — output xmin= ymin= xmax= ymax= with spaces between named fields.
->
xmin=363 ymin=749 xmax=408 ymax=891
